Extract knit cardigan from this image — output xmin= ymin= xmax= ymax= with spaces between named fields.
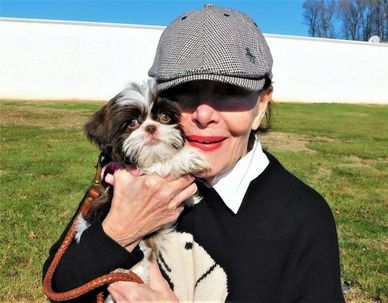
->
xmin=43 ymin=152 xmax=345 ymax=303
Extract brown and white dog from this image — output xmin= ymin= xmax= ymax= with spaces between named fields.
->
xmin=75 ymin=79 xmax=208 ymax=285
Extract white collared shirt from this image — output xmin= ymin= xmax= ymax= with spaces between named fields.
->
xmin=211 ymin=139 xmax=269 ymax=214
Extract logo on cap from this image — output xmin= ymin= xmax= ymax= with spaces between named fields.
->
xmin=245 ymin=48 xmax=256 ymax=64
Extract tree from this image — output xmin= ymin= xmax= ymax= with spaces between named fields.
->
xmin=303 ymin=0 xmax=388 ymax=41
xmin=317 ymin=0 xmax=336 ymax=37
xmin=337 ymin=0 xmax=366 ymax=40
xmin=337 ymin=0 xmax=388 ymax=41
xmin=369 ymin=0 xmax=388 ymax=41
xmin=303 ymin=0 xmax=336 ymax=38
xmin=303 ymin=0 xmax=322 ymax=37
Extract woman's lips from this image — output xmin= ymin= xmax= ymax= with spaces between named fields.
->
xmin=186 ymin=135 xmax=226 ymax=152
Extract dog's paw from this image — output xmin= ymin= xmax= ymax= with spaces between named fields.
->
xmin=185 ymin=193 xmax=203 ymax=207
xmin=175 ymin=147 xmax=209 ymax=174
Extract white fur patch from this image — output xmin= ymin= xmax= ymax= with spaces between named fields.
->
xmin=116 ymin=78 xmax=156 ymax=107
xmin=74 ymin=214 xmax=90 ymax=243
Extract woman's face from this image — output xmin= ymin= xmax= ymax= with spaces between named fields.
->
xmin=165 ymin=80 xmax=272 ymax=182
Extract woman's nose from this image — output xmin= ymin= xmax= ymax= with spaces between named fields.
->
xmin=191 ymin=104 xmax=219 ymax=127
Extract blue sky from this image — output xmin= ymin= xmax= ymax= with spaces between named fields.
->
xmin=0 ymin=0 xmax=308 ymax=37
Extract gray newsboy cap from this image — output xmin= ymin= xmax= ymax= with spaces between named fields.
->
xmin=148 ymin=4 xmax=273 ymax=92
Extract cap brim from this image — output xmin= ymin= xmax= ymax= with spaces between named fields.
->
xmin=156 ymin=73 xmax=269 ymax=92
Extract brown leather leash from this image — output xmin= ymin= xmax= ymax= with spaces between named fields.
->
xmin=43 ymin=154 xmax=144 ymax=302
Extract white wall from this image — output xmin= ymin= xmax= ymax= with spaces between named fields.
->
xmin=0 ymin=18 xmax=163 ymax=100
xmin=1 ymin=18 xmax=387 ymax=103
xmin=269 ymin=34 xmax=388 ymax=103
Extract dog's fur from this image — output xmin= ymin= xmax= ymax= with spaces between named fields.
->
xmin=76 ymin=78 xmax=208 ymax=284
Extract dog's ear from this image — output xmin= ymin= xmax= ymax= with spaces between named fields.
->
xmin=84 ymin=95 xmax=120 ymax=154
xmin=84 ymin=104 xmax=111 ymax=153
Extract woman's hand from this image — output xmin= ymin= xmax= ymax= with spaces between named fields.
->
xmin=108 ymin=261 xmax=179 ymax=303
xmin=102 ymin=168 xmax=198 ymax=250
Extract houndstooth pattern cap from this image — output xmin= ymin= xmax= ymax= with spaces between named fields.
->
xmin=148 ymin=4 xmax=273 ymax=92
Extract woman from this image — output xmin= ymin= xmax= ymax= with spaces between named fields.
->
xmin=43 ymin=5 xmax=345 ymax=302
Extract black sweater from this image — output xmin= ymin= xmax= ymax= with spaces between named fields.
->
xmin=43 ymin=152 xmax=345 ymax=302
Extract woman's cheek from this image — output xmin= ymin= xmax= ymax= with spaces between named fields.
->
xmin=222 ymin=112 xmax=255 ymax=135
xmin=180 ymin=114 xmax=192 ymax=132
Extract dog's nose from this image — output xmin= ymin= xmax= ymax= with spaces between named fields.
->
xmin=145 ymin=124 xmax=157 ymax=134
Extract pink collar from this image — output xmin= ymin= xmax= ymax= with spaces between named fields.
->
xmin=101 ymin=162 xmax=142 ymax=186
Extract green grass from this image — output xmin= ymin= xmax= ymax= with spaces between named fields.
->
xmin=1 ymin=101 xmax=387 ymax=302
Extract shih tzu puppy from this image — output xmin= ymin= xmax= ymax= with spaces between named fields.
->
xmin=75 ymin=78 xmax=208 ymax=286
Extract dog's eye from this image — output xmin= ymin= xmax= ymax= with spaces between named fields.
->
xmin=127 ymin=119 xmax=139 ymax=129
xmin=158 ymin=113 xmax=171 ymax=124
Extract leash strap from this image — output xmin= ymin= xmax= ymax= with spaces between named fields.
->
xmin=42 ymin=154 xmax=144 ymax=302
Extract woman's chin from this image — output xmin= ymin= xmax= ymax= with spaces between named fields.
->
xmin=194 ymin=167 xmax=217 ymax=183
xmin=194 ymin=170 xmax=210 ymax=179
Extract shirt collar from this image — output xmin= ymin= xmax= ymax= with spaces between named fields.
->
xmin=210 ymin=139 xmax=269 ymax=214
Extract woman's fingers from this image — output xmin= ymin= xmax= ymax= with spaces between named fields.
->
xmin=103 ymin=170 xmax=198 ymax=248
xmin=148 ymin=260 xmax=171 ymax=291
xmin=167 ymin=181 xmax=198 ymax=209
xmin=108 ymin=281 xmax=155 ymax=302
xmin=108 ymin=262 xmax=179 ymax=302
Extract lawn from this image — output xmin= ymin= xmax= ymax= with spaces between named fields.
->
xmin=0 ymin=101 xmax=387 ymax=302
